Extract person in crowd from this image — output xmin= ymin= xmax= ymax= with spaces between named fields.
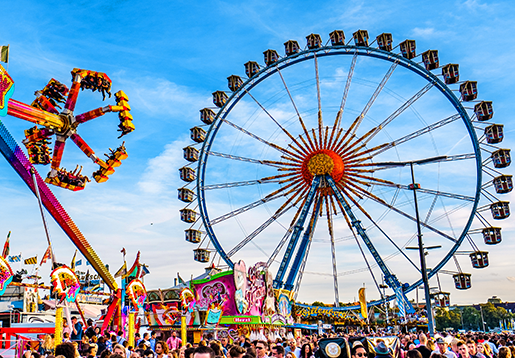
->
xmin=70 ymin=317 xmax=83 ymax=341
xmin=407 ymin=350 xmax=423 ymax=358
xmin=433 ymin=338 xmax=457 ymax=358
xmin=416 ymin=334 xmax=432 ymax=358
xmin=374 ymin=342 xmax=393 ymax=358
xmin=300 ymin=344 xmax=313 ymax=358
xmin=271 ymin=346 xmax=285 ymax=358
xmin=458 ymin=341 xmax=471 ymax=358
xmin=42 ymin=334 xmax=55 ymax=356
xmin=167 ymin=332 xmax=182 ymax=351
xmin=255 ymin=341 xmax=268 ymax=358
xmin=185 ymin=348 xmax=196 ymax=358
xmin=149 ymin=332 xmax=158 ymax=352
xmin=194 ymin=347 xmax=215 ymax=358
xmin=156 ymin=341 xmax=170 ymax=358
xmin=113 ymin=344 xmax=127 ymax=357
xmin=285 ymin=341 xmax=300 ymax=358
xmin=498 ymin=347 xmax=512 ymax=358
xmin=55 ymin=343 xmax=76 ymax=358
xmin=351 ymin=342 xmax=368 ymax=358
xmin=209 ymin=342 xmax=223 ymax=358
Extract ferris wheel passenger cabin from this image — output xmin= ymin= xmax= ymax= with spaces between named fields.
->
xmin=421 ymin=50 xmax=439 ymax=70
xmin=453 ymin=273 xmax=472 ymax=290
xmin=194 ymin=248 xmax=210 ymax=263
xmin=399 ymin=40 xmax=416 ymax=59
xmin=491 ymin=149 xmax=511 ymax=168
xmin=190 ymin=127 xmax=206 ymax=143
xmin=485 ymin=124 xmax=504 ymax=144
xmin=212 ymin=91 xmax=228 ymax=108
xmin=482 ymin=227 xmax=502 ymax=245
xmin=178 ymin=188 xmax=195 ymax=203
xmin=306 ymin=34 xmax=323 ymax=49
xmin=490 ymin=201 xmax=510 ymax=219
xmin=284 ymin=40 xmax=300 ymax=56
xmin=470 ymin=251 xmax=489 ymax=268
xmin=353 ymin=30 xmax=369 ymax=46
xmin=376 ymin=33 xmax=393 ymax=51
xmin=459 ymin=81 xmax=478 ymax=101
xmin=183 ymin=146 xmax=199 ymax=162
xmin=474 ymin=101 xmax=494 ymax=121
xmin=263 ymin=49 xmax=279 ymax=66
xmin=185 ymin=229 xmax=202 ymax=244
xmin=245 ymin=61 xmax=260 ymax=78
xmin=442 ymin=64 xmax=460 ymax=84
xmin=329 ymin=30 xmax=345 ymax=46
xmin=227 ymin=75 xmax=243 ymax=92
xmin=493 ymin=175 xmax=513 ymax=194
xmin=200 ymin=108 xmax=215 ymax=125
xmin=179 ymin=166 xmax=196 ymax=182
xmin=180 ymin=208 xmax=197 ymax=223
xmin=433 ymin=292 xmax=450 ymax=307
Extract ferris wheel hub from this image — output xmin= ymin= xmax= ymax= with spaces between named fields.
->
xmin=301 ymin=149 xmax=344 ymax=185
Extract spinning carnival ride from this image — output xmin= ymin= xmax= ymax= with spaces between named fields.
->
xmin=178 ymin=31 xmax=511 ymax=309
xmin=0 ymin=65 xmax=135 ymax=327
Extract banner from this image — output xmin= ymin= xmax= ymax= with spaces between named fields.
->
xmin=358 ymin=287 xmax=367 ymax=319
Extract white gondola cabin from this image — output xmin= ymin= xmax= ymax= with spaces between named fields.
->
xmin=263 ymin=49 xmax=279 ymax=66
xmin=399 ymin=40 xmax=416 ymax=59
xmin=353 ymin=30 xmax=369 ymax=46
xmin=190 ymin=127 xmax=206 ymax=143
xmin=244 ymin=61 xmax=260 ymax=78
xmin=183 ymin=146 xmax=199 ymax=162
xmin=178 ymin=188 xmax=195 ymax=203
xmin=194 ymin=248 xmax=210 ymax=263
xmin=474 ymin=101 xmax=493 ymax=121
xmin=376 ymin=33 xmax=393 ymax=51
xmin=490 ymin=201 xmax=510 ymax=219
xmin=482 ymin=227 xmax=502 ymax=245
xmin=459 ymin=81 xmax=478 ymax=101
xmin=421 ymin=50 xmax=439 ymax=70
xmin=200 ymin=108 xmax=215 ymax=125
xmin=212 ymin=91 xmax=228 ymax=108
xmin=179 ymin=166 xmax=196 ymax=182
xmin=442 ymin=64 xmax=459 ymax=84
xmin=306 ymin=33 xmax=322 ymax=49
xmin=493 ymin=175 xmax=513 ymax=194
xmin=284 ymin=40 xmax=300 ymax=56
xmin=180 ymin=208 xmax=197 ymax=223
xmin=227 ymin=75 xmax=243 ymax=92
xmin=329 ymin=30 xmax=345 ymax=46
xmin=185 ymin=229 xmax=202 ymax=244
xmin=491 ymin=149 xmax=511 ymax=168
xmin=470 ymin=251 xmax=489 ymax=268
xmin=453 ymin=273 xmax=471 ymax=290
xmin=485 ymin=124 xmax=504 ymax=144
xmin=433 ymin=292 xmax=450 ymax=307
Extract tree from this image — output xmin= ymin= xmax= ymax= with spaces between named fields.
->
xmin=462 ymin=306 xmax=481 ymax=330
xmin=435 ymin=308 xmax=462 ymax=331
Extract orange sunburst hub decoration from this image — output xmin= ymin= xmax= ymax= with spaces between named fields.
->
xmin=301 ymin=149 xmax=345 ymax=185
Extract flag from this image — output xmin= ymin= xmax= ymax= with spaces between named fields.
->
xmin=358 ymin=287 xmax=368 ymax=319
xmin=71 ymin=250 xmax=77 ymax=269
xmin=8 ymin=255 xmax=21 ymax=262
xmin=76 ymin=259 xmax=82 ymax=266
xmin=124 ymin=251 xmax=140 ymax=279
xmin=121 ymin=247 xmax=126 ymax=256
xmin=86 ymin=261 xmax=91 ymax=266
xmin=141 ymin=264 xmax=150 ymax=277
xmin=2 ymin=231 xmax=10 ymax=258
xmin=39 ymin=246 xmax=52 ymax=265
xmin=24 ymin=256 xmax=37 ymax=265
xmin=395 ymin=287 xmax=406 ymax=318
xmin=114 ymin=262 xmax=127 ymax=278
xmin=0 ymin=46 xmax=8 ymax=64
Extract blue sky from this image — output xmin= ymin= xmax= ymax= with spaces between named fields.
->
xmin=0 ymin=0 xmax=514 ymax=307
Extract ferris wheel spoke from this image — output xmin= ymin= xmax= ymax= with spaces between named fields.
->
xmin=207 ymin=151 xmax=296 ymax=168
xmin=202 ymin=179 xmax=280 ymax=191
xmin=220 ymin=118 xmax=304 ymax=161
xmin=356 ymin=186 xmax=458 ymax=243
xmin=277 ymin=69 xmax=316 ymax=152
xmin=374 ymin=114 xmax=462 ymax=156
xmin=314 ymin=53 xmax=324 ymax=147
xmin=349 ymin=61 xmax=399 ymax=139
xmin=371 ymin=182 xmax=475 ymax=202
xmin=325 ymin=195 xmax=340 ymax=306
xmin=242 ymin=89 xmax=310 ymax=156
xmin=328 ymin=52 xmax=358 ymax=149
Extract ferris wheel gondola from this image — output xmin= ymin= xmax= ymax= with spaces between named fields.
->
xmin=178 ymin=30 xmax=510 ymax=308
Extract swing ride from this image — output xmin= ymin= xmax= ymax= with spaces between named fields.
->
xmin=178 ymin=30 xmax=511 ymax=310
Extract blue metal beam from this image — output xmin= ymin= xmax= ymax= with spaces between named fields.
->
xmin=325 ymin=174 xmax=414 ymax=313
xmin=273 ymin=175 xmax=321 ymax=289
xmin=284 ymin=196 xmax=322 ymax=291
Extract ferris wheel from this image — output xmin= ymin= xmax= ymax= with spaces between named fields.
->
xmin=178 ymin=30 xmax=511 ymax=308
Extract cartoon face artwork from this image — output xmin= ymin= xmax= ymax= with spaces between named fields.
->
xmin=245 ymin=262 xmax=267 ymax=316
xmin=0 ymin=256 xmax=13 ymax=295
xmin=233 ymin=260 xmax=248 ymax=314
xmin=50 ymin=265 xmax=80 ymax=303
xmin=126 ymin=279 xmax=147 ymax=310
xmin=263 ymin=269 xmax=276 ymax=316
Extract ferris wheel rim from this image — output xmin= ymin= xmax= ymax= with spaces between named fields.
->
xmin=195 ymin=44 xmax=483 ymax=305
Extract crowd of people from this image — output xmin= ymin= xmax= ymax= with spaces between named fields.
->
xmin=20 ymin=320 xmax=515 ymax=358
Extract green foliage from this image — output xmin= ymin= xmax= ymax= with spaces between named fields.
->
xmin=462 ymin=306 xmax=481 ymax=330
xmin=435 ymin=308 xmax=461 ymax=331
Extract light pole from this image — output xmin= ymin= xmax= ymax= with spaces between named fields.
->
xmin=375 ymin=155 xmax=447 ymax=336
